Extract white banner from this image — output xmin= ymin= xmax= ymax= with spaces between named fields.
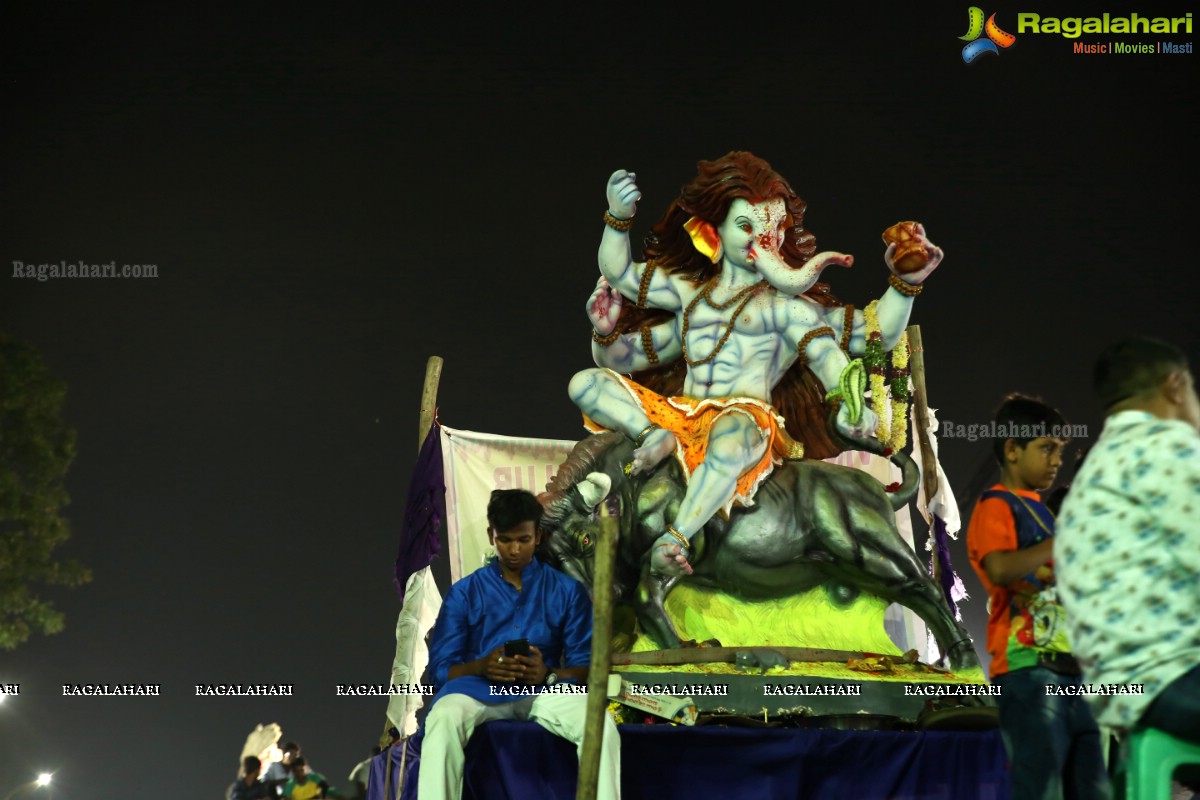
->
xmin=437 ymin=424 xmax=928 ymax=652
xmin=823 ymin=448 xmax=925 ymax=652
xmin=439 ymin=426 xmax=577 ymax=582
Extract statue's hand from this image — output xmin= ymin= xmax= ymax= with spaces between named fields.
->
xmin=587 ymin=276 xmax=623 ymax=334
xmin=606 ymin=169 xmax=641 ymax=220
xmin=884 ymin=224 xmax=943 ymax=286
xmin=836 ymin=401 xmax=879 ymax=441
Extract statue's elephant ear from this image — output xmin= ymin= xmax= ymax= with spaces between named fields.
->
xmin=577 ymin=472 xmax=612 ymax=510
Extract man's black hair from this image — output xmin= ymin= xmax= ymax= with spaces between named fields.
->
xmin=1094 ymin=336 xmax=1190 ymax=410
xmin=243 ymin=755 xmax=262 ymax=773
xmin=487 ymin=489 xmax=543 ymax=533
xmin=282 ymin=741 xmax=300 ymax=752
xmin=991 ymin=393 xmax=1068 ymax=463
xmin=292 ymin=756 xmax=307 ymax=768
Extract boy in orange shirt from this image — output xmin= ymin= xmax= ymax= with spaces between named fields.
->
xmin=966 ymin=394 xmax=1109 ymax=800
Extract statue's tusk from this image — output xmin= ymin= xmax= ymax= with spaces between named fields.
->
xmin=578 ymin=472 xmax=612 ymax=510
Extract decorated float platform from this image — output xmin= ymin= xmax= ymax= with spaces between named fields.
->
xmin=373 ymin=491 xmax=1003 ymax=798
xmin=374 ymin=154 xmax=1006 ymax=798
xmin=372 ymin=388 xmax=1001 ymax=798
xmin=373 ymin=722 xmax=1007 ymax=799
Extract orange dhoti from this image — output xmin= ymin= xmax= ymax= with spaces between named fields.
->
xmin=583 ymin=371 xmax=805 ymax=513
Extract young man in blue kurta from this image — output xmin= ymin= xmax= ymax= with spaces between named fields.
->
xmin=419 ymin=489 xmax=621 ymax=800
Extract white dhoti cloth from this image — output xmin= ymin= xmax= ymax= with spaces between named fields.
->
xmin=417 ymin=691 xmax=621 ymax=799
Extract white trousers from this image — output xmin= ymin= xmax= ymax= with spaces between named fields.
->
xmin=417 ymin=691 xmax=621 ymax=800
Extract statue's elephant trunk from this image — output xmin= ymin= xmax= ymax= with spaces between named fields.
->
xmin=753 ymin=248 xmax=853 ymax=296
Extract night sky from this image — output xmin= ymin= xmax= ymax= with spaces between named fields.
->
xmin=2 ymin=4 xmax=1197 ymax=798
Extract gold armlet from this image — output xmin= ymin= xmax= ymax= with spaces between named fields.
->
xmin=887 ymin=274 xmax=924 ymax=297
xmin=603 ymin=210 xmax=634 ymax=232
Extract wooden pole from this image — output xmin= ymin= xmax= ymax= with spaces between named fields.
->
xmin=389 ymin=355 xmax=445 ymax=797
xmin=418 ymin=356 xmax=444 ymax=449
xmin=907 ymin=326 xmax=941 ymax=580
xmin=576 ymin=509 xmax=618 ymax=800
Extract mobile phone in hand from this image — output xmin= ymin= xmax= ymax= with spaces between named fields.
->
xmin=504 ymin=638 xmax=530 ymax=658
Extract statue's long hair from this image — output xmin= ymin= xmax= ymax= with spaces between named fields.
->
xmin=643 ymin=151 xmax=819 ymax=283
xmin=613 ymin=152 xmax=845 ymax=458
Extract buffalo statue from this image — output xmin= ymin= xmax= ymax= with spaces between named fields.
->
xmin=538 ymin=428 xmax=979 ymax=672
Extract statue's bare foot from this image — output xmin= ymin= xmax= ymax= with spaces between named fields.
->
xmin=649 ymin=533 xmax=693 ymax=577
xmin=632 ymin=428 xmax=677 ymax=475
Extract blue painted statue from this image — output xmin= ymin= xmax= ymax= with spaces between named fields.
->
xmin=569 ymin=152 xmax=939 ymax=577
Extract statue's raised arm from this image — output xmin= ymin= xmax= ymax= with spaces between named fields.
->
xmin=599 ymin=170 xmax=682 ymax=312
xmin=829 ymin=222 xmax=944 ymax=355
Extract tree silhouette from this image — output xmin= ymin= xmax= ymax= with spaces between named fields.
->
xmin=0 ymin=332 xmax=91 ymax=649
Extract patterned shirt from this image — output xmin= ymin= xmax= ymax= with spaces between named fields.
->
xmin=1055 ymin=410 xmax=1200 ymax=729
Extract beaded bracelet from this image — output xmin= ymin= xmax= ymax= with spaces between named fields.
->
xmin=887 ymin=273 xmax=924 ymax=297
xmin=603 ymin=210 xmax=634 ymax=231
xmin=592 ymin=328 xmax=621 ymax=346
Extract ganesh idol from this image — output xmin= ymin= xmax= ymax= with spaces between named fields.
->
xmin=568 ymin=152 xmax=941 ymax=579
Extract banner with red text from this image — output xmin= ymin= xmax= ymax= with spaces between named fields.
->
xmin=440 ymin=425 xmax=577 ymax=582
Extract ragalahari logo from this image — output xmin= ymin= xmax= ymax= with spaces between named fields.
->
xmin=960 ymin=7 xmax=1017 ymax=62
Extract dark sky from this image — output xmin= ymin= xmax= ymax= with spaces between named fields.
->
xmin=2 ymin=4 xmax=1197 ymax=798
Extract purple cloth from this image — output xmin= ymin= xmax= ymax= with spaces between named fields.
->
xmin=394 ymin=424 xmax=446 ymax=603
xmin=367 ymin=722 xmax=1008 ymax=800
xmin=929 ymin=513 xmax=960 ymax=619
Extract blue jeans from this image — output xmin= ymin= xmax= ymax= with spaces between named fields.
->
xmin=1140 ymin=663 xmax=1200 ymax=745
xmin=994 ymin=667 xmax=1112 ymax=800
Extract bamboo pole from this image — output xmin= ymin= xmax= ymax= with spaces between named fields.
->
xmin=389 ymin=355 xmax=445 ymax=798
xmin=906 ymin=326 xmax=941 ymax=580
xmin=576 ymin=508 xmax=618 ymax=800
xmin=418 ymin=356 xmax=444 ymax=448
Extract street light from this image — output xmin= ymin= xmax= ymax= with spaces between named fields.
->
xmin=1 ymin=773 xmax=52 ymax=800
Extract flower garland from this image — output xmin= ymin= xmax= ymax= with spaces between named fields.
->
xmin=862 ymin=301 xmax=911 ymax=452
xmin=863 ymin=301 xmax=890 ymax=443
xmin=889 ymin=331 xmax=911 ymax=452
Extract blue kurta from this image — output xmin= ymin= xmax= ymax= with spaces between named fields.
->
xmin=426 ymin=557 xmax=592 ymax=706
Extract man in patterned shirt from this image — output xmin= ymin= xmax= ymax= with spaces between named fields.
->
xmin=1056 ymin=337 xmax=1200 ymax=743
